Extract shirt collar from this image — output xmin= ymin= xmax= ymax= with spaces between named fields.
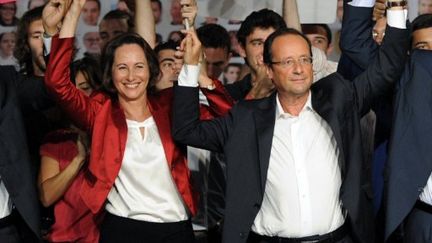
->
xmin=276 ymin=92 xmax=313 ymax=119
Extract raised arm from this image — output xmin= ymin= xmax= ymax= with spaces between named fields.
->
xmin=352 ymin=5 xmax=409 ymax=116
xmin=283 ymin=0 xmax=301 ymax=31
xmin=38 ymin=134 xmax=86 ymax=207
xmin=43 ymin=0 xmax=101 ymax=131
xmin=338 ymin=0 xmax=378 ymax=77
xmin=135 ymin=0 xmax=156 ymax=48
xmin=172 ymin=30 xmax=233 ymax=152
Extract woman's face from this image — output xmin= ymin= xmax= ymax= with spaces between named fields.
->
xmin=0 ymin=3 xmax=16 ymax=24
xmin=112 ymin=44 xmax=150 ymax=102
xmin=75 ymin=71 xmax=94 ymax=97
xmin=0 ymin=32 xmax=15 ymax=56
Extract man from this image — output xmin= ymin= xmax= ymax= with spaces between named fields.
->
xmin=98 ymin=10 xmax=133 ymax=50
xmin=225 ymin=9 xmax=286 ymax=101
xmin=151 ymin=0 xmax=162 ymax=24
xmin=153 ymin=40 xmax=181 ymax=91
xmin=384 ymin=13 xmax=432 ymax=242
xmin=301 ymin=24 xmax=333 ymax=56
xmin=173 ymin=5 xmax=408 ymax=243
xmin=0 ymin=5 xmax=58 ymax=242
xmin=170 ymin=0 xmax=182 ymax=25
xmin=419 ymin=0 xmax=432 ymax=15
xmin=81 ymin=0 xmax=100 ymax=26
xmin=197 ymin=24 xmax=231 ymax=80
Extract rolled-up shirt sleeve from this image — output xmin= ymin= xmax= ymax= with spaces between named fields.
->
xmin=178 ymin=64 xmax=200 ymax=87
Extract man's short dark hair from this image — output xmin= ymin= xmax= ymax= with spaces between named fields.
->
xmin=102 ymin=9 xmax=134 ymax=30
xmin=197 ymin=24 xmax=231 ymax=53
xmin=197 ymin=24 xmax=231 ymax=55
xmin=301 ymin=24 xmax=332 ymax=44
xmin=263 ymin=28 xmax=312 ymax=66
xmin=236 ymin=9 xmax=287 ymax=47
xmin=412 ymin=14 xmax=432 ymax=32
xmin=154 ymin=40 xmax=178 ymax=56
xmin=14 ymin=6 xmax=43 ymax=75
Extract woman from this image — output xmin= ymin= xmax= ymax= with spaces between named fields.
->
xmin=38 ymin=57 xmax=102 ymax=242
xmin=0 ymin=31 xmax=18 ymax=68
xmin=43 ymin=0 xmax=232 ymax=242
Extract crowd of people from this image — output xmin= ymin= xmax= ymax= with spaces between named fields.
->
xmin=1 ymin=0 xmax=432 ymax=242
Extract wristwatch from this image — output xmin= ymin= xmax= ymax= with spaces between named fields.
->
xmin=386 ymin=0 xmax=407 ymax=9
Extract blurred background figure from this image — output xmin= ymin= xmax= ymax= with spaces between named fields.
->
xmin=81 ymin=0 xmax=101 ymax=26
xmin=0 ymin=1 xmax=18 ymax=26
xmin=82 ymin=28 xmax=101 ymax=56
xmin=0 ymin=31 xmax=17 ymax=68
xmin=419 ymin=0 xmax=432 ymax=15
xmin=170 ymin=0 xmax=182 ymax=25
xmin=151 ymin=0 xmax=162 ymax=24
xmin=223 ymin=63 xmax=241 ymax=85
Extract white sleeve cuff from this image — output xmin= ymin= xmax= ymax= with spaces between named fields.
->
xmin=178 ymin=64 xmax=200 ymax=87
xmin=387 ymin=9 xmax=407 ymax=29
xmin=348 ymin=0 xmax=375 ymax=8
xmin=43 ymin=35 xmax=52 ymax=56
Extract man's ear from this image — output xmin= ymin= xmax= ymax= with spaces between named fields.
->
xmin=266 ymin=65 xmax=273 ymax=80
xmin=238 ymin=44 xmax=246 ymax=58
xmin=326 ymin=43 xmax=334 ymax=57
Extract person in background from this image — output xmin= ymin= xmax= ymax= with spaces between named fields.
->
xmin=81 ymin=0 xmax=100 ymax=26
xmin=0 ymin=1 xmax=18 ymax=26
xmin=0 ymin=31 xmax=18 ymax=68
xmin=223 ymin=63 xmax=241 ymax=85
xmin=419 ymin=0 xmax=432 ymax=15
xmin=82 ymin=30 xmax=101 ymax=56
xmin=38 ymin=56 xmax=101 ymax=243
xmin=151 ymin=0 xmax=162 ymax=24
xmin=301 ymin=24 xmax=334 ymax=56
xmin=197 ymin=24 xmax=231 ymax=81
xmin=152 ymin=40 xmax=180 ymax=92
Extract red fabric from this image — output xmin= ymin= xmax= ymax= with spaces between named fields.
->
xmin=45 ymin=36 xmax=234 ymax=219
xmin=0 ymin=0 xmax=15 ymax=4
xmin=40 ymin=130 xmax=101 ymax=243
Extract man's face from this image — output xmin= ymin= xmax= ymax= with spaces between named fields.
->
xmin=27 ymin=19 xmax=45 ymax=76
xmin=83 ymin=31 xmax=101 ymax=54
xmin=170 ymin=0 xmax=182 ymax=25
xmin=240 ymin=27 xmax=275 ymax=73
xmin=419 ymin=0 xmax=432 ymax=15
xmin=203 ymin=47 xmax=230 ymax=79
xmin=82 ymin=0 xmax=100 ymax=26
xmin=267 ymin=34 xmax=313 ymax=99
xmin=305 ymin=32 xmax=331 ymax=55
xmin=99 ymin=18 xmax=128 ymax=50
xmin=156 ymin=49 xmax=178 ymax=90
xmin=151 ymin=1 xmax=162 ymax=24
xmin=0 ymin=3 xmax=16 ymax=24
xmin=0 ymin=32 xmax=15 ymax=56
xmin=412 ymin=27 xmax=432 ymax=50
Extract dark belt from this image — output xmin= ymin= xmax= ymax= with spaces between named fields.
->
xmin=415 ymin=200 xmax=432 ymax=214
xmin=248 ymin=222 xmax=348 ymax=243
xmin=0 ymin=210 xmax=17 ymax=229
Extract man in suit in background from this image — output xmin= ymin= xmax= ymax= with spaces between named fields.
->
xmin=172 ymin=2 xmax=408 ymax=242
xmin=0 ymin=65 xmax=41 ymax=242
xmin=384 ymin=13 xmax=432 ymax=242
